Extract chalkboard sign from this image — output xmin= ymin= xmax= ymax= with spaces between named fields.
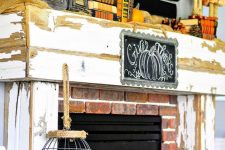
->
xmin=120 ymin=30 xmax=178 ymax=88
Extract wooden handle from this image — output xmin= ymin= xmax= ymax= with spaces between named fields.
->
xmin=62 ymin=63 xmax=71 ymax=130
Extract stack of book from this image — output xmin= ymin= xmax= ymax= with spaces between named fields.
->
xmin=88 ymin=0 xmax=118 ymax=21
xmin=88 ymin=0 xmax=134 ymax=22
xmin=200 ymin=17 xmax=217 ymax=40
xmin=180 ymin=17 xmax=217 ymax=40
xmin=117 ymin=0 xmax=134 ymax=22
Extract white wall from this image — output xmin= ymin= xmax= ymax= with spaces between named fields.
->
xmin=203 ymin=6 xmax=225 ymax=41
xmin=0 ymin=83 xmax=4 ymax=146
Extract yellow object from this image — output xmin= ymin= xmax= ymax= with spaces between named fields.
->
xmin=203 ymin=0 xmax=225 ymax=6
xmin=132 ymin=8 xmax=144 ymax=23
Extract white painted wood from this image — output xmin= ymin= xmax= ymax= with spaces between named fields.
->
xmin=32 ymin=82 xmax=59 ymax=150
xmin=2 ymin=7 xmax=225 ymax=95
xmin=0 ymin=83 xmax=4 ymax=146
xmin=5 ymin=83 xmax=30 ymax=150
xmin=177 ymin=95 xmax=196 ymax=150
xmin=0 ymin=13 xmax=26 ymax=80
xmin=29 ymin=50 xmax=225 ymax=95
xmin=26 ymin=7 xmax=225 ymax=95
xmin=0 ymin=61 xmax=26 ymax=80
xmin=201 ymin=95 xmax=215 ymax=150
xmin=0 ymin=13 xmax=23 ymax=39
xmin=28 ymin=8 xmax=225 ymax=67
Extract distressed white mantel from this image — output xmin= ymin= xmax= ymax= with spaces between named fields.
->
xmin=1 ymin=5 xmax=225 ymax=95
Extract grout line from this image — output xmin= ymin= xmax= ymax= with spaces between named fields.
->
xmin=58 ymin=98 xmax=177 ymax=107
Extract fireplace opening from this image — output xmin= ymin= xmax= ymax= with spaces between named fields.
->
xmin=59 ymin=113 xmax=162 ymax=150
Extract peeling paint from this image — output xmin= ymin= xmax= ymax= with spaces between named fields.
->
xmin=0 ymin=47 xmax=26 ymax=62
xmin=0 ymin=0 xmax=49 ymax=14
xmin=202 ymin=39 xmax=225 ymax=53
xmin=0 ymin=50 xmax=21 ymax=59
xmin=177 ymin=95 xmax=196 ymax=150
xmin=56 ymin=16 xmax=83 ymax=30
xmin=29 ymin=6 xmax=51 ymax=31
xmin=30 ymin=46 xmax=120 ymax=61
xmin=179 ymin=57 xmax=225 ymax=75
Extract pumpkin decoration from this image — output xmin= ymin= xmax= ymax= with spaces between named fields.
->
xmin=132 ymin=3 xmax=144 ymax=23
xmin=138 ymin=40 xmax=173 ymax=81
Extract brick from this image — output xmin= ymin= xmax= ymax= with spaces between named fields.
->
xmin=169 ymin=95 xmax=177 ymax=104
xmin=126 ymin=92 xmax=148 ymax=102
xmin=112 ymin=103 xmax=136 ymax=115
xmin=58 ymin=100 xmax=85 ymax=113
xmin=136 ymin=104 xmax=158 ymax=115
xmin=161 ymin=143 xmax=177 ymax=150
xmin=59 ymin=86 xmax=63 ymax=97
xmin=86 ymin=102 xmax=111 ymax=114
xmin=100 ymin=90 xmax=124 ymax=101
xmin=162 ymin=131 xmax=176 ymax=141
xmin=148 ymin=94 xmax=170 ymax=103
xmin=59 ymin=86 xmax=72 ymax=98
xmin=160 ymin=106 xmax=177 ymax=116
xmin=71 ymin=87 xmax=99 ymax=100
xmin=162 ymin=118 xmax=176 ymax=129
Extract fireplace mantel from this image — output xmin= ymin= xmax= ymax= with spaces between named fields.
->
xmin=1 ymin=5 xmax=225 ymax=95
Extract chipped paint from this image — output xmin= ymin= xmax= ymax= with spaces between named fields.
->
xmin=202 ymin=39 xmax=225 ymax=53
xmin=202 ymin=95 xmax=215 ymax=150
xmin=179 ymin=57 xmax=225 ymax=75
xmin=0 ymin=50 xmax=21 ymax=59
xmin=177 ymin=95 xmax=216 ymax=150
xmin=29 ymin=6 xmax=51 ymax=31
xmin=4 ymin=82 xmax=30 ymax=150
xmin=30 ymin=46 xmax=120 ymax=61
xmin=0 ymin=47 xmax=26 ymax=62
xmin=0 ymin=0 xmax=49 ymax=14
xmin=177 ymin=95 xmax=196 ymax=150
xmin=56 ymin=16 xmax=83 ymax=30
xmin=0 ymin=13 xmax=24 ymax=39
xmin=32 ymin=82 xmax=58 ymax=150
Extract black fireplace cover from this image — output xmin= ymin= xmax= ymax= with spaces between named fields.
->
xmin=59 ymin=113 xmax=162 ymax=150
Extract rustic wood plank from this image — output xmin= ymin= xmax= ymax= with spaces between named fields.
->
xmin=3 ymin=82 xmax=30 ymax=150
xmin=32 ymin=82 xmax=59 ymax=150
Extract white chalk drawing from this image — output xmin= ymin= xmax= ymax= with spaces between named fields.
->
xmin=125 ymin=40 xmax=174 ymax=82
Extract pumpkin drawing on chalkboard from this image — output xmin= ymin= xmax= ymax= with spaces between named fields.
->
xmin=124 ymin=40 xmax=174 ymax=82
xmin=138 ymin=41 xmax=173 ymax=81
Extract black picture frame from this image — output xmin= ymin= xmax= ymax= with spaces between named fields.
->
xmin=120 ymin=30 xmax=178 ymax=89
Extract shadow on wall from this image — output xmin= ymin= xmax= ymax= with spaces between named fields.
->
xmin=203 ymin=6 xmax=225 ymax=41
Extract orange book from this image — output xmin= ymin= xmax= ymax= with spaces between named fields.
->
xmin=117 ymin=0 xmax=123 ymax=17
xmin=88 ymin=1 xmax=117 ymax=13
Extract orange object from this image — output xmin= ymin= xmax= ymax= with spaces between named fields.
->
xmin=132 ymin=8 xmax=144 ymax=23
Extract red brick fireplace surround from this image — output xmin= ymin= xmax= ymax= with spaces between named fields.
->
xmin=59 ymin=86 xmax=178 ymax=150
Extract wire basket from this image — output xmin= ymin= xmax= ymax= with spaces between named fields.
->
xmin=42 ymin=138 xmax=91 ymax=150
xmin=42 ymin=64 xmax=91 ymax=150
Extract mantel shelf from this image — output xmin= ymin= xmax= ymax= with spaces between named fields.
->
xmin=1 ymin=5 xmax=225 ymax=95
